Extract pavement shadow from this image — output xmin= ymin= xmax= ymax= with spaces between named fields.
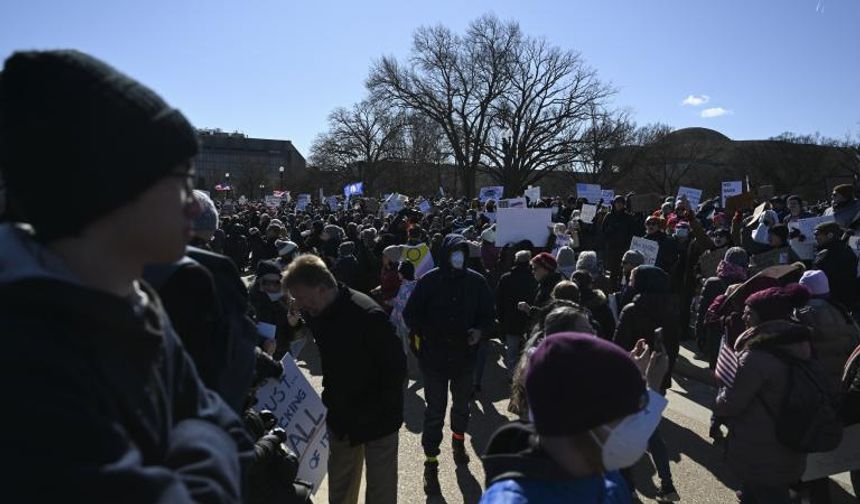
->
xmin=455 ymin=465 xmax=483 ymax=504
xmin=404 ymin=379 xmax=426 ymax=434
xmin=660 ymin=417 xmax=739 ymax=489
xmin=671 ymin=374 xmax=719 ymax=411
xmin=468 ymin=398 xmax=511 ymax=460
xmin=474 ymin=341 xmax=514 ymax=404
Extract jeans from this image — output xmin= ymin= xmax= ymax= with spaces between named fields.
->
xmin=327 ymin=431 xmax=399 ymax=504
xmin=504 ymin=334 xmax=523 ymax=378
xmin=422 ymin=365 xmax=473 ymax=457
xmin=648 ymin=425 xmax=672 ymax=484
xmin=739 ymin=481 xmax=791 ymax=504
xmin=473 ymin=339 xmax=489 ymax=387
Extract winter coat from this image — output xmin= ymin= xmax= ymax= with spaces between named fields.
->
xmin=601 ymin=209 xmax=638 ymax=250
xmin=249 ymin=284 xmax=296 ymax=360
xmin=250 ymin=234 xmax=280 ymax=268
xmin=0 ymin=224 xmax=252 ymax=503
xmin=496 ymin=263 xmax=539 ymax=336
xmin=824 ymin=199 xmax=860 ymax=228
xmin=581 ymin=288 xmax=616 ymax=340
xmin=355 ymin=241 xmax=381 ymax=294
xmin=334 ymin=254 xmax=360 ymax=290
xmin=795 ymin=298 xmax=860 ymax=385
xmin=302 ymin=284 xmax=406 ymax=445
xmin=695 ymin=277 xmax=731 ymax=350
xmin=715 ymin=320 xmax=813 ymax=487
xmin=224 ymin=232 xmax=250 ymax=271
xmin=479 ymin=421 xmax=633 ymax=504
xmin=842 ymin=345 xmax=860 ymax=424
xmin=644 ymin=231 xmax=679 ymax=274
xmin=403 ymin=234 xmax=496 ymax=374
xmin=534 ymin=271 xmax=565 ymax=308
xmin=813 ymin=240 xmax=858 ymax=308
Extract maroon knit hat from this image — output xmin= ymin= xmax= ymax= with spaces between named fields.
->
xmin=531 ymin=252 xmax=558 ymax=272
xmin=745 ymin=283 xmax=810 ymax=322
xmin=526 ymin=332 xmax=645 ymax=436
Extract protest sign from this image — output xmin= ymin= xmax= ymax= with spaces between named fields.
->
xmin=343 ymin=182 xmax=364 ymax=197
xmin=722 ymin=181 xmax=743 ymax=208
xmin=802 ymin=424 xmax=860 ymax=481
xmin=724 ymin=192 xmax=755 ymax=216
xmin=479 ymin=186 xmax=504 ymax=203
xmin=401 ymin=243 xmax=435 ymax=278
xmin=256 ymin=322 xmax=276 ymax=340
xmin=579 ymin=204 xmax=598 ymax=224
xmin=601 ymin=189 xmax=616 ymax=205
xmin=296 ymin=194 xmax=311 ymax=211
xmin=788 ymin=215 xmax=834 ymax=260
xmin=418 ymin=200 xmax=432 ymax=214
xmin=523 ymin=186 xmax=540 ymax=203
xmin=254 ymin=355 xmax=329 ymax=494
xmin=746 ymin=202 xmax=770 ymax=228
xmin=676 ymin=186 xmax=703 ymax=210
xmin=576 ymin=183 xmax=603 ymax=204
xmin=383 ymin=193 xmax=405 ymax=215
xmin=499 ymin=197 xmax=526 ymax=209
xmin=630 ymin=193 xmax=663 ymax=214
xmin=629 ymin=236 xmax=659 ymax=266
xmin=265 ymin=195 xmax=282 ymax=208
xmin=238 ymin=195 xmax=248 ymax=205
xmin=495 ymin=208 xmax=552 ymax=248
xmin=326 ymin=196 xmax=339 ymax=212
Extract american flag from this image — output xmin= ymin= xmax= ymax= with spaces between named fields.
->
xmin=715 ymin=331 xmax=739 ymax=387
xmin=215 ymin=183 xmax=232 ymax=192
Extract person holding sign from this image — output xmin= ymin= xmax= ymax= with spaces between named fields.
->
xmin=284 ymin=255 xmax=406 ymax=504
xmin=601 ymin=196 xmax=639 ymax=289
xmin=643 ymin=216 xmax=679 ymax=274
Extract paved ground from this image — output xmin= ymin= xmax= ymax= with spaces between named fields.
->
xmin=296 ymin=338 xmax=857 ymax=503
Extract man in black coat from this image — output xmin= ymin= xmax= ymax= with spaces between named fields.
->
xmin=813 ymin=221 xmax=859 ymax=310
xmin=496 ymin=250 xmax=538 ymax=378
xmin=0 ymin=50 xmax=251 ymax=502
xmin=403 ymin=233 xmax=496 ymax=496
xmin=644 ymin=215 xmax=680 ymax=274
xmin=284 ymin=255 xmax=406 ymax=504
xmin=601 ymin=196 xmax=639 ymax=287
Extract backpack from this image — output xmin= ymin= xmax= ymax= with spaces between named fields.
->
xmin=760 ymin=348 xmax=844 ymax=453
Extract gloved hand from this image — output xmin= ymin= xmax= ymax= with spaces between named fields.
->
xmin=254 ymin=346 xmax=284 ymax=386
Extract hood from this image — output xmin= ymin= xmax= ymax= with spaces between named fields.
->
xmin=735 ymin=320 xmax=813 ymax=359
xmin=439 ymin=233 xmax=469 ymax=272
xmin=630 ymin=265 xmax=669 ymax=296
xmin=481 ymin=421 xmax=570 ymax=487
xmin=0 ymin=224 xmax=81 ymax=286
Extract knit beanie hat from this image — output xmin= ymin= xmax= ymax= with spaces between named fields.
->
xmin=724 ymin=247 xmax=750 ymax=269
xmin=255 ymin=260 xmax=282 ymax=278
xmin=556 ymin=246 xmax=577 ymax=277
xmin=799 ymin=270 xmax=830 ymax=297
xmin=0 ymin=50 xmax=199 ymax=241
xmin=397 ymin=260 xmax=415 ymax=281
xmin=514 ymin=250 xmax=532 ymax=264
xmin=275 ymin=239 xmax=298 ymax=257
xmin=526 ymin=332 xmax=645 ymax=436
xmin=192 ymin=190 xmax=219 ymax=231
xmin=622 ymin=249 xmax=645 ymax=267
xmin=532 ymin=252 xmax=558 ymax=272
xmin=834 ymin=184 xmax=855 ymax=200
xmin=480 ymin=226 xmax=496 ymax=244
xmin=338 ymin=240 xmax=355 ymax=257
xmin=575 ymin=250 xmax=600 ymax=276
xmin=745 ymin=284 xmax=810 ymax=322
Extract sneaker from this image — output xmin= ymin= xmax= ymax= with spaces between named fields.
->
xmin=656 ymin=481 xmax=680 ymax=502
xmin=452 ymin=438 xmax=470 ymax=465
xmin=423 ymin=461 xmax=441 ymax=496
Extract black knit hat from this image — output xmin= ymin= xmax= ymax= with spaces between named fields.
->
xmin=0 ymin=50 xmax=199 ymax=241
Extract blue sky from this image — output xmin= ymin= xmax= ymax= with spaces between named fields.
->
xmin=2 ymin=0 xmax=858 ymax=158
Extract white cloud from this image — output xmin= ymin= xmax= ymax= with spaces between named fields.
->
xmin=681 ymin=94 xmax=710 ymax=106
xmin=700 ymin=107 xmax=732 ymax=118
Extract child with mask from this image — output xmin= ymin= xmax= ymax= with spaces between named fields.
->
xmin=480 ymin=333 xmax=669 ymax=503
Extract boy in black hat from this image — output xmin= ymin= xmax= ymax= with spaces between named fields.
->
xmin=0 ymin=50 xmax=252 ymax=502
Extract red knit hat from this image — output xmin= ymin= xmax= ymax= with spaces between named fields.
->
xmin=532 ymin=252 xmax=558 ymax=272
xmin=745 ymin=284 xmax=810 ymax=322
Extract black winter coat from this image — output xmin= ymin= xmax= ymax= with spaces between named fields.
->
xmin=814 ymin=240 xmax=859 ymax=308
xmin=334 ymin=255 xmax=360 ymax=290
xmin=534 ymin=271 xmax=565 ymax=308
xmin=303 ymin=285 xmax=406 ymax=445
xmin=645 ymin=231 xmax=680 ymax=274
xmin=601 ymin=209 xmax=638 ymax=249
xmin=496 ymin=263 xmax=538 ymax=335
xmin=614 ymin=292 xmax=680 ymax=391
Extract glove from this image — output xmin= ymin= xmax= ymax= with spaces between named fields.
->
xmin=254 ymin=346 xmax=284 ymax=385
xmin=243 ymin=409 xmax=265 ymax=441
xmin=260 ymin=410 xmax=278 ymax=431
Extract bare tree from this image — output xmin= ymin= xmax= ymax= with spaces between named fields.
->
xmin=234 ymin=161 xmax=272 ymax=200
xmin=309 ymin=99 xmax=405 ymax=194
xmin=368 ymin=14 xmax=520 ymax=197
xmin=565 ymin=107 xmax=636 ymax=188
xmin=481 ymin=37 xmax=615 ymax=195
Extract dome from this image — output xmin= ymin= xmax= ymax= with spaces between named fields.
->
xmin=666 ymin=127 xmax=731 ymax=143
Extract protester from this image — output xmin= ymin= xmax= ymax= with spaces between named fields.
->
xmin=601 ymin=195 xmax=639 ymax=287
xmin=481 ymin=333 xmax=669 ymax=503
xmin=403 ymin=233 xmax=495 ymax=496
xmin=390 ymin=260 xmax=418 ymax=355
xmin=0 ymin=49 xmax=252 ymax=502
xmin=824 ymin=184 xmax=860 ymax=228
xmin=695 ymin=247 xmax=750 ymax=363
xmin=571 ymin=270 xmax=616 ymax=340
xmin=783 ymin=195 xmax=813 ymax=224
xmin=812 ymin=221 xmax=858 ymax=310
xmin=283 ymin=254 xmax=406 ymax=504
xmin=644 ymin=215 xmax=680 ymax=274
xmin=496 ymin=250 xmax=539 ymax=379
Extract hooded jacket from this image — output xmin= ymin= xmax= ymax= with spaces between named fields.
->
xmin=795 ymin=297 xmax=860 ymax=384
xmin=403 ymin=234 xmax=495 ymax=373
xmin=0 ymin=224 xmax=252 ymax=503
xmin=496 ymin=262 xmax=539 ymax=335
xmin=479 ymin=421 xmax=632 ymax=504
xmin=813 ymin=240 xmax=858 ymax=309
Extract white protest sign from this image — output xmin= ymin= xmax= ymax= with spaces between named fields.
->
xmin=579 ymin=204 xmax=598 ymax=224
xmin=629 ymin=236 xmax=659 ymax=266
xmin=722 ymin=181 xmax=743 ymax=208
xmin=499 ymin=197 xmax=526 ymax=209
xmin=802 ymin=424 xmax=860 ymax=481
xmin=326 ymin=196 xmax=339 ymax=212
xmin=524 ymin=186 xmax=541 ymax=203
xmin=479 ymin=186 xmax=504 ymax=203
xmin=265 ymin=195 xmax=282 ymax=209
xmin=383 ymin=193 xmax=405 ymax=215
xmin=296 ymin=194 xmax=311 ymax=211
xmin=495 ymin=208 xmax=553 ymax=247
xmin=677 ymin=186 xmax=703 ymax=210
xmin=238 ymin=195 xmax=247 ymax=205
xmin=788 ymin=215 xmax=834 ymax=261
xmin=254 ymin=355 xmax=329 ymax=494
xmin=576 ymin=183 xmax=603 ymax=204
xmin=601 ymin=189 xmax=616 ymax=205
xmin=418 ymin=201 xmax=432 ymax=214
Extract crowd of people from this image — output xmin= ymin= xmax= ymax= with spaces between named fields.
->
xmin=2 ymin=49 xmax=859 ymax=504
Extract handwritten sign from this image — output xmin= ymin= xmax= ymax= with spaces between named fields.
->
xmin=523 ymin=186 xmax=541 ymax=203
xmin=576 ymin=183 xmax=603 ymax=204
xmin=630 ymin=236 xmax=659 ymax=266
xmin=418 ymin=200 xmax=432 ymax=214
xmin=579 ymin=204 xmax=598 ymax=224
xmin=495 ymin=208 xmax=553 ymax=248
xmin=296 ymin=194 xmax=311 ymax=211
xmin=722 ymin=181 xmax=743 ymax=208
xmin=677 ymin=186 xmax=703 ymax=210
xmin=601 ymin=189 xmax=616 ymax=205
xmin=479 ymin=186 xmax=504 ymax=203
xmin=788 ymin=215 xmax=834 ymax=261
xmin=254 ymin=355 xmax=329 ymax=494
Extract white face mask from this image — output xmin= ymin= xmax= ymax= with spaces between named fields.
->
xmin=450 ymin=250 xmax=465 ymax=269
xmin=266 ymin=291 xmax=284 ymax=302
xmin=588 ymin=390 xmax=667 ymax=471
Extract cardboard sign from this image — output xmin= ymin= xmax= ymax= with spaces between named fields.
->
xmin=629 ymin=236 xmax=659 ymax=266
xmin=676 ymin=186 xmax=703 ymax=210
xmin=721 ymin=181 xmax=743 ymax=208
xmin=401 ymin=243 xmax=435 ymax=278
xmin=479 ymin=186 xmax=504 ymax=203
xmin=746 ymin=202 xmax=770 ymax=228
xmin=788 ymin=215 xmax=834 ymax=261
xmin=495 ymin=208 xmax=553 ymax=248
xmin=254 ymin=355 xmax=329 ymax=494
xmin=579 ymin=204 xmax=598 ymax=224
xmin=601 ymin=189 xmax=616 ymax=205
xmin=802 ymin=424 xmax=860 ymax=481
xmin=576 ymin=183 xmax=603 ymax=204
xmin=750 ymin=248 xmax=792 ymax=273
xmin=724 ymin=192 xmax=755 ymax=216
xmin=630 ymin=193 xmax=663 ymax=214
xmin=523 ymin=186 xmax=541 ymax=203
